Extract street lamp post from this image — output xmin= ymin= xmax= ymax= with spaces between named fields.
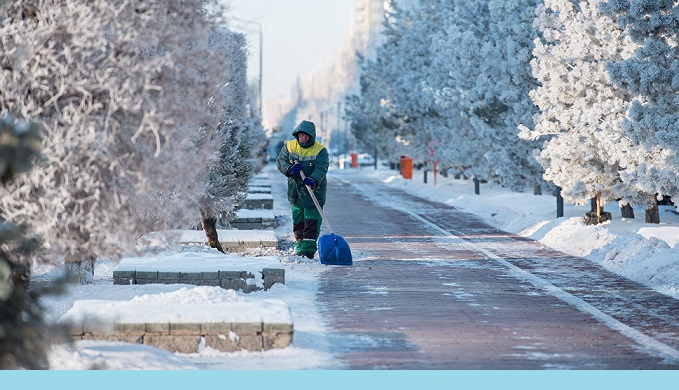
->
xmin=231 ymin=17 xmax=263 ymax=120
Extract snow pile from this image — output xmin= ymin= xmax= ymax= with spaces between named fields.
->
xmin=115 ymin=251 xmax=281 ymax=274
xmin=59 ymin=286 xmax=292 ymax=325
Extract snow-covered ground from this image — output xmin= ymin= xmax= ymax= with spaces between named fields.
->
xmin=36 ymin=163 xmax=679 ymax=371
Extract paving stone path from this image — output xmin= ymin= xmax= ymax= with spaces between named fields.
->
xmin=314 ymin=171 xmax=679 ymax=369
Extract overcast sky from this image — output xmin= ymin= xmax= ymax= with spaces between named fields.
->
xmin=223 ymin=0 xmax=353 ymax=102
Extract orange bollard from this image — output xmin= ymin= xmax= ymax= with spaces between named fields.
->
xmin=350 ymin=152 xmax=358 ymax=168
xmin=400 ymin=155 xmax=412 ymax=179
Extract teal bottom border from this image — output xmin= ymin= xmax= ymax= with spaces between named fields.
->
xmin=4 ymin=370 xmax=679 ymax=390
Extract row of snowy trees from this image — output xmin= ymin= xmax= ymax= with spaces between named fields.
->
xmin=1 ymin=0 xmax=265 ymax=367
xmin=345 ymin=0 xmax=679 ymax=223
xmin=0 ymin=0 xmax=261 ymax=282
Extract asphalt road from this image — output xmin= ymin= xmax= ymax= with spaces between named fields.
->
xmin=315 ymin=169 xmax=679 ymax=369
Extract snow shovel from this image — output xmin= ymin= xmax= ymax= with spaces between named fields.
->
xmin=299 ymin=170 xmax=352 ymax=265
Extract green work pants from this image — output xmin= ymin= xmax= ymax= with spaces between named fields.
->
xmin=292 ymin=205 xmax=323 ymax=255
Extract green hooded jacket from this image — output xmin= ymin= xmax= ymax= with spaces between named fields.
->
xmin=276 ymin=120 xmax=329 ymax=208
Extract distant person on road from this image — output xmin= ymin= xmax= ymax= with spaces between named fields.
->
xmin=276 ymin=120 xmax=329 ymax=259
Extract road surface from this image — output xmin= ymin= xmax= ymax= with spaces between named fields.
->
xmin=313 ymin=169 xmax=679 ymax=369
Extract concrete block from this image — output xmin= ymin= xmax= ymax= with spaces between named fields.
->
xmin=237 ymin=335 xmax=263 ymax=351
xmin=243 ymin=198 xmax=273 ymax=210
xmin=201 ymin=322 xmax=232 ymax=334
xmin=170 ymin=323 xmax=201 ymax=335
xmin=243 ymin=240 xmax=263 ymax=248
xmin=262 ymin=268 xmax=285 ymax=289
xmin=262 ymin=267 xmax=285 ymax=277
xmin=136 ymin=271 xmax=158 ymax=279
xmin=243 ymin=284 xmax=262 ymax=293
xmin=113 ymin=278 xmax=133 ymax=285
xmin=155 ymin=279 xmax=179 ymax=284
xmin=220 ymin=279 xmax=247 ymax=291
xmin=276 ymin=332 xmax=293 ymax=348
xmin=260 ymin=239 xmax=279 ymax=248
xmin=222 ymin=241 xmax=245 ymax=251
xmin=158 ymin=271 xmax=180 ymax=279
xmin=146 ymin=323 xmax=170 ymax=334
xmin=83 ymin=334 xmax=143 ymax=344
xmin=179 ymin=272 xmax=201 ymax=282
xmin=232 ymin=322 xmax=262 ymax=335
xmin=144 ymin=335 xmax=200 ymax=354
xmin=219 ymin=271 xmax=245 ymax=279
xmin=201 ymin=271 xmax=219 ymax=280
xmin=263 ymin=323 xmax=293 ymax=334
xmin=118 ymin=335 xmax=145 ymax=344
xmin=115 ymin=323 xmax=146 ymax=335
xmin=83 ymin=318 xmax=115 ymax=335
xmin=113 ymin=270 xmax=136 ymax=279
xmin=205 ymin=334 xmax=240 ymax=352
xmin=263 ymin=331 xmax=293 ymax=349
xmin=196 ymin=279 xmax=220 ymax=287
xmin=134 ymin=278 xmax=157 ymax=285
xmin=230 ymin=222 xmax=259 ymax=229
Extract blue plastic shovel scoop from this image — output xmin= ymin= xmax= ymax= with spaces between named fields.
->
xmin=299 ymin=170 xmax=352 ymax=265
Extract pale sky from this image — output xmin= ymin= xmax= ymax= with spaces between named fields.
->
xmin=223 ymin=0 xmax=354 ymax=102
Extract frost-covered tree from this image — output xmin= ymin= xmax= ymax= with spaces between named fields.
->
xmin=346 ymin=1 xmax=448 ymax=165
xmin=429 ymin=1 xmax=494 ymax=180
xmin=430 ymin=0 xmax=543 ymax=191
xmin=0 ymin=0 xmax=246 ymax=277
xmin=344 ymin=55 xmax=384 ymax=158
xmin=0 ymin=115 xmax=58 ymax=369
xmin=382 ymin=1 xmax=447 ymax=165
xmin=198 ymin=29 xmax=252 ymax=252
xmin=482 ymin=0 xmax=544 ymax=192
xmin=600 ymin=0 xmax=679 ymax=223
xmin=345 ymin=21 xmax=401 ymax=162
xmin=1 ymin=0 xmax=169 ymax=277
xmin=345 ymin=52 xmax=407 ymax=163
xmin=520 ymin=0 xmax=638 ymax=222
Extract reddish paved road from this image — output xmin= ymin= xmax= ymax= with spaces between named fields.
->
xmin=315 ymin=170 xmax=679 ymax=369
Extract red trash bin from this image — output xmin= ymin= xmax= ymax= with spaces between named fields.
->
xmin=350 ymin=152 xmax=358 ymax=168
xmin=400 ymin=155 xmax=412 ymax=179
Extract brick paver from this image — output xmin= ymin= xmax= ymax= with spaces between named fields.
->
xmin=314 ymin=171 xmax=679 ymax=369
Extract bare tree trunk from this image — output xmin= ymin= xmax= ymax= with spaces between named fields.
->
xmin=65 ymin=256 xmax=95 ymax=284
xmin=645 ymin=197 xmax=660 ymax=224
xmin=64 ymin=230 xmax=96 ymax=284
xmin=620 ymin=203 xmax=634 ymax=219
xmin=533 ymin=183 xmax=542 ymax=195
xmin=584 ymin=191 xmax=611 ymax=225
xmin=596 ymin=191 xmax=603 ymax=223
xmin=9 ymin=261 xmax=29 ymax=288
xmin=201 ymin=213 xmax=224 ymax=253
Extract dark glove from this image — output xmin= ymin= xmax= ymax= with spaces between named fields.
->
xmin=302 ymin=177 xmax=317 ymax=189
xmin=288 ymin=163 xmax=303 ymax=176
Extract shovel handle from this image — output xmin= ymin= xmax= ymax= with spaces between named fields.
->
xmin=299 ymin=167 xmax=333 ymax=234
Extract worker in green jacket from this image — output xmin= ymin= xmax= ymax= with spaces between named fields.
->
xmin=276 ymin=120 xmax=329 ymax=259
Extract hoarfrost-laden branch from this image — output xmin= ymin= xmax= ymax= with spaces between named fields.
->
xmin=0 ymin=0 xmax=245 ymax=268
